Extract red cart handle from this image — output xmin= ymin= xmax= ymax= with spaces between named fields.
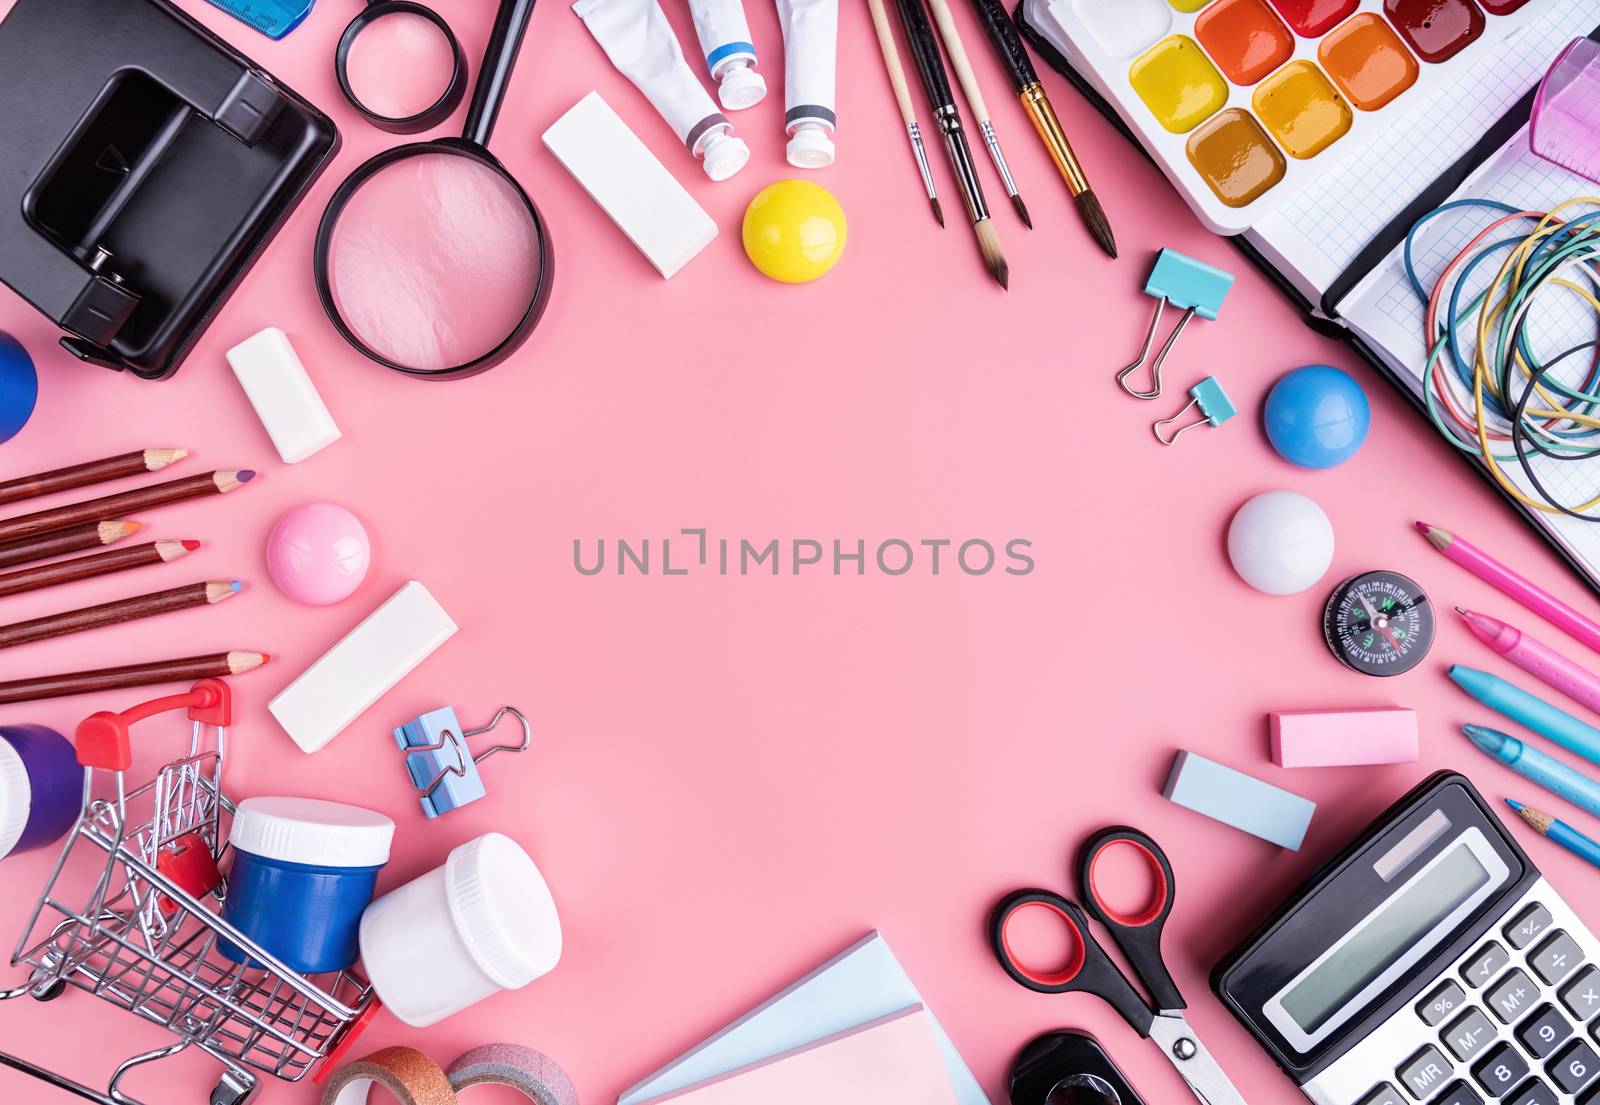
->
xmin=75 ymin=680 xmax=231 ymax=771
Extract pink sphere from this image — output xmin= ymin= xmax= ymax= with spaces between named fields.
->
xmin=266 ymin=503 xmax=371 ymax=606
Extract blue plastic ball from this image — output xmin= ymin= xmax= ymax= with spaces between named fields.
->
xmin=1263 ymin=364 xmax=1369 ymax=469
xmin=0 ymin=333 xmax=37 ymax=445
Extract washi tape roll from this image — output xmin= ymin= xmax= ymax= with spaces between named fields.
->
xmin=0 ymin=724 xmax=83 ymax=861
xmin=321 ymin=1046 xmax=457 ymax=1105
xmin=446 ymin=1044 xmax=577 ymax=1104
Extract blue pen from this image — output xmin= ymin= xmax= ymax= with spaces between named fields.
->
xmin=1451 ymin=665 xmax=1600 ymax=768
xmin=1507 ymin=799 xmax=1600 ymax=871
xmin=1464 ymin=724 xmax=1600 ymax=818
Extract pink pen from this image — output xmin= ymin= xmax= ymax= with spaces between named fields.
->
xmin=1419 ymin=522 xmax=1600 ymax=656
xmin=1458 ymin=608 xmax=1600 ymax=716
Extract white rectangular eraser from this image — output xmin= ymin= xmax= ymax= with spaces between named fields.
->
xmin=1271 ymin=708 xmax=1419 ymax=768
xmin=226 ymin=327 xmax=341 ymax=464
xmin=269 ymin=581 xmax=457 ymax=754
xmin=1163 ymin=750 xmax=1315 ymax=851
xmin=542 ymin=92 xmax=717 ymax=279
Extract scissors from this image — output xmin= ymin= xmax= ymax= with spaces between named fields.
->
xmin=988 ymin=826 xmax=1249 ymax=1105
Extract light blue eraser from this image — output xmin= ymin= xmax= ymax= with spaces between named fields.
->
xmin=1162 ymin=750 xmax=1314 ymax=850
xmin=1144 ymin=249 xmax=1235 ymax=321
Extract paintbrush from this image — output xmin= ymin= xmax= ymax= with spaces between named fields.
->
xmin=965 ymin=0 xmax=1117 ymax=258
xmin=924 ymin=0 xmax=1030 ymax=228
xmin=866 ymin=0 xmax=944 ymax=226
xmin=893 ymin=0 xmax=1009 ymax=288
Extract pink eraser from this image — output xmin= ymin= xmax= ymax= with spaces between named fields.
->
xmin=1270 ymin=708 xmax=1419 ymax=768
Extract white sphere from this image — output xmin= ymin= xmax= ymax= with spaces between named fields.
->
xmin=1227 ymin=491 xmax=1335 ymax=595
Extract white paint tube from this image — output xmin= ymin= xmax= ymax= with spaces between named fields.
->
xmin=574 ymin=0 xmax=750 ymax=180
xmin=688 ymin=0 xmax=767 ymax=110
xmin=776 ymin=0 xmax=837 ymax=168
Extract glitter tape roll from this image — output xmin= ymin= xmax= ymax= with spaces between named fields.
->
xmin=446 ymin=1044 xmax=578 ymax=1104
xmin=322 ymin=1046 xmax=458 ymax=1105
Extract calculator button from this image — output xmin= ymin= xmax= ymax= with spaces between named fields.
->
xmin=1358 ymin=1084 xmax=1406 ymax=1105
xmin=1399 ymin=1046 xmax=1454 ymax=1099
xmin=1516 ymin=1006 xmax=1574 ymax=1059
xmin=1430 ymin=1083 xmax=1484 ymax=1105
xmin=1488 ymin=970 xmax=1540 ymax=1024
xmin=1465 ymin=943 xmax=1513 ymax=989
xmin=1548 ymin=1040 xmax=1600 ymax=1094
xmin=1530 ymin=932 xmax=1584 ymax=986
xmin=1505 ymin=1080 xmax=1556 ymax=1105
xmin=1444 ymin=1009 xmax=1499 ymax=1061
xmin=1472 ymin=1043 xmax=1531 ymax=1098
xmin=1562 ymin=967 xmax=1600 ymax=1022
xmin=1421 ymin=981 xmax=1471 ymax=1026
xmin=1507 ymin=905 xmax=1555 ymax=950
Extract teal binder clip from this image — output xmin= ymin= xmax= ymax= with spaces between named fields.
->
xmin=1117 ymin=249 xmax=1235 ymax=400
xmin=1153 ymin=377 xmax=1235 ymax=446
xmin=394 ymin=705 xmax=532 ymax=819
xmin=203 ymin=0 xmax=316 ymax=39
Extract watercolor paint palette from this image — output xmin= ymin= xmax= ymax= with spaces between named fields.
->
xmin=1033 ymin=0 xmax=1546 ymax=233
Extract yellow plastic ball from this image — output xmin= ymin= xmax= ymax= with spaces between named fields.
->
xmin=741 ymin=180 xmax=847 ymax=283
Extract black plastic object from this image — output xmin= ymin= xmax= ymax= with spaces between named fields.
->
xmin=335 ymin=1 xmax=467 ymax=134
xmin=313 ymin=0 xmax=553 ymax=380
xmin=1009 ymin=1031 xmax=1148 ymax=1105
xmin=0 ymin=0 xmax=338 ymax=380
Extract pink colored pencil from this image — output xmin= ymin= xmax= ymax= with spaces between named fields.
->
xmin=1459 ymin=608 xmax=1600 ymax=717
xmin=1419 ymin=522 xmax=1600 ymax=656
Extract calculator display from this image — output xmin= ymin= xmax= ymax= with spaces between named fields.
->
xmin=1281 ymin=845 xmax=1492 ymax=1034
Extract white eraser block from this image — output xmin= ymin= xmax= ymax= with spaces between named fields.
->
xmin=269 ymin=581 xmax=457 ymax=754
xmin=1271 ymin=708 xmax=1419 ymax=768
xmin=1163 ymin=750 xmax=1315 ymax=851
xmin=542 ymin=92 xmax=717 ymax=279
xmin=225 ymin=327 xmax=341 ymax=464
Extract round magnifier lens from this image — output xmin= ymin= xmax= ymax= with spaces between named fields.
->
xmin=325 ymin=150 xmax=543 ymax=374
xmin=338 ymin=4 xmax=466 ymax=132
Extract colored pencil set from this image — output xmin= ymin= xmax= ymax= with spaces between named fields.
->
xmin=0 ymin=448 xmax=268 ymax=703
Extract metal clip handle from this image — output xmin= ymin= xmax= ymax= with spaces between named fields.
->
xmin=414 ymin=706 xmax=531 ymax=800
xmin=1117 ymin=298 xmax=1195 ymax=401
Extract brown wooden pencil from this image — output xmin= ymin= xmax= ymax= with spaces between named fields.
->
xmin=0 ymin=540 xmax=197 ymax=598
xmin=0 ymin=449 xmax=186 ymax=507
xmin=0 ymin=651 xmax=268 ymax=704
xmin=0 ymin=521 xmax=140 ymax=570
xmin=0 ymin=470 xmax=253 ymax=544
xmin=0 ymin=580 xmax=240 ymax=650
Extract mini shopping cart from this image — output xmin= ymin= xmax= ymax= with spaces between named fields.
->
xmin=0 ymin=681 xmax=377 ymax=1104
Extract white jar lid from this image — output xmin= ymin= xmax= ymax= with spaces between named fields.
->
xmin=229 ymin=796 xmax=394 ymax=868
xmin=445 ymin=832 xmax=562 ymax=990
xmin=0 ymin=736 xmax=29 ymax=861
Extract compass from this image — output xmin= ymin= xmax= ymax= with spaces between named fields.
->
xmin=1322 ymin=570 xmax=1435 ymax=676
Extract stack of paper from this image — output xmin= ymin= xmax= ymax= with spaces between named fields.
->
xmin=621 ymin=932 xmax=989 ymax=1105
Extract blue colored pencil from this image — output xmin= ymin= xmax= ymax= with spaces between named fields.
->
xmin=1508 ymin=799 xmax=1600 ymax=871
xmin=1463 ymin=724 xmax=1600 ymax=819
xmin=1451 ymin=665 xmax=1600 ymax=768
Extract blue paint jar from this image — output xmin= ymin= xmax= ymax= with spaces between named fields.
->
xmin=0 ymin=724 xmax=83 ymax=860
xmin=0 ymin=333 xmax=37 ymax=445
xmin=220 ymin=796 xmax=394 ymax=975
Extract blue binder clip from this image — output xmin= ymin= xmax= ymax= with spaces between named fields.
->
xmin=394 ymin=705 xmax=531 ymax=819
xmin=1153 ymin=377 xmax=1236 ymax=446
xmin=1117 ymin=249 xmax=1235 ymax=401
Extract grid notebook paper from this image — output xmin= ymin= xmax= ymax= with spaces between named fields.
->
xmin=1338 ymin=135 xmax=1600 ymax=579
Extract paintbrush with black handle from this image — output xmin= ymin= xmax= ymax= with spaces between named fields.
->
xmin=966 ymin=0 xmax=1117 ymax=258
xmin=893 ymin=0 xmax=1009 ymax=289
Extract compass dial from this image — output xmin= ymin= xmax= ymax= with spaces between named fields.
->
xmin=1322 ymin=570 xmax=1435 ymax=677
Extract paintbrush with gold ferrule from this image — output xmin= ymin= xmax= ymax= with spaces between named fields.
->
xmin=965 ymin=0 xmax=1117 ymax=259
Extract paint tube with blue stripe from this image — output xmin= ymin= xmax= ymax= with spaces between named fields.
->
xmin=689 ymin=0 xmax=767 ymax=110
xmin=574 ymin=0 xmax=751 ymax=181
xmin=776 ymin=0 xmax=837 ymax=168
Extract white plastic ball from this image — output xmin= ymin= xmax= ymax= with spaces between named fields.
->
xmin=1227 ymin=491 xmax=1334 ymax=596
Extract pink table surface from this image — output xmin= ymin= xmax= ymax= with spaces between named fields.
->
xmin=0 ymin=2 xmax=1596 ymax=1103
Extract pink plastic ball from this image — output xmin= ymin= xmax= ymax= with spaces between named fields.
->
xmin=266 ymin=502 xmax=371 ymax=606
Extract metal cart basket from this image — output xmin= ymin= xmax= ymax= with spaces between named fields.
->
xmin=0 ymin=681 xmax=376 ymax=1104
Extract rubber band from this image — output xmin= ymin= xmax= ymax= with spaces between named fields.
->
xmin=1411 ymin=196 xmax=1600 ymax=519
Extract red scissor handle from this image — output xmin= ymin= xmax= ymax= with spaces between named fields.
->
xmin=75 ymin=680 xmax=231 ymax=771
xmin=1075 ymin=826 xmax=1184 ymax=1012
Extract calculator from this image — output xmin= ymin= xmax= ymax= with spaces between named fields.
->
xmin=1214 ymin=772 xmax=1600 ymax=1105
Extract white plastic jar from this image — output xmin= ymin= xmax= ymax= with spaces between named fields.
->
xmin=358 ymin=832 xmax=561 ymax=1027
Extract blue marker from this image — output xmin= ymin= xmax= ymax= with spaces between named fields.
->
xmin=1451 ymin=665 xmax=1600 ymax=768
xmin=202 ymin=0 xmax=315 ymax=39
xmin=1464 ymin=724 xmax=1600 ymax=818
